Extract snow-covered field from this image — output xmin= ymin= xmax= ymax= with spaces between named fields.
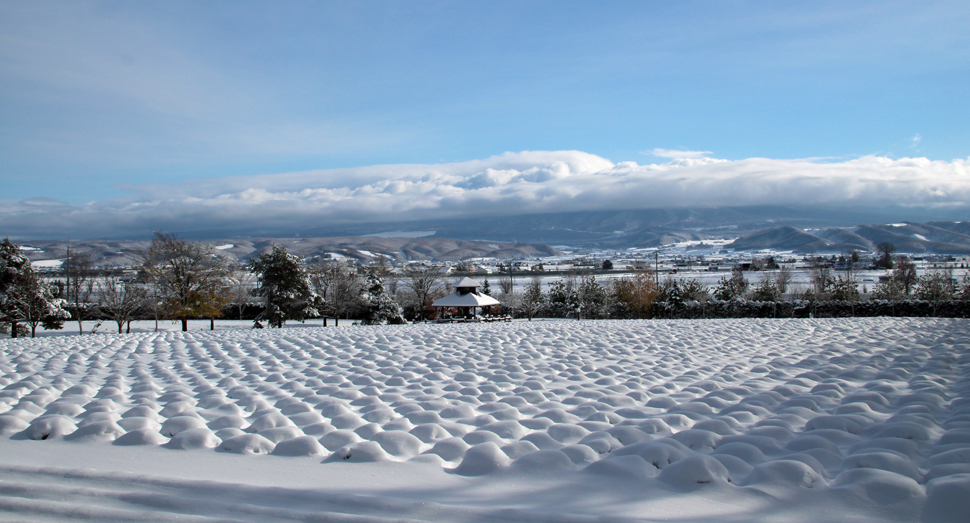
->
xmin=1 ymin=318 xmax=969 ymax=522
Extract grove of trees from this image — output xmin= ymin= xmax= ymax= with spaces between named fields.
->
xmin=4 ymin=234 xmax=970 ymax=338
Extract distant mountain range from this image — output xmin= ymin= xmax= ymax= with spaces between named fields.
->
xmin=15 ymin=206 xmax=970 ymax=264
xmin=729 ymin=222 xmax=970 ymax=254
xmin=265 ymin=205 xmax=968 ymax=249
xmin=20 ymin=237 xmax=561 ymax=267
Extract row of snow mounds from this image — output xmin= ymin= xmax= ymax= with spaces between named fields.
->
xmin=1 ymin=318 xmax=970 ymax=520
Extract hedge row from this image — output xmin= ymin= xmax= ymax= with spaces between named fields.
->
xmin=515 ymin=299 xmax=970 ymax=320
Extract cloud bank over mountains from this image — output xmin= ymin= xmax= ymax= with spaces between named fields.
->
xmin=3 ymin=151 xmax=969 ymax=239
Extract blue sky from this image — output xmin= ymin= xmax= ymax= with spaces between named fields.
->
xmin=1 ymin=1 xmax=969 ymax=238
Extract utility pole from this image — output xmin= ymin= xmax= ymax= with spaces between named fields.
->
xmin=509 ymin=260 xmax=514 ymax=293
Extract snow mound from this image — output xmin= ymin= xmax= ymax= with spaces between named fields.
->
xmin=744 ymin=459 xmax=824 ymax=488
xmin=64 ymin=420 xmax=125 ymax=442
xmin=114 ymin=428 xmax=169 ymax=446
xmin=218 ymin=433 xmax=275 ymax=454
xmin=657 ymin=455 xmax=732 ymax=490
xmin=160 ymin=416 xmax=207 ymax=437
xmin=22 ymin=416 xmax=76 ymax=440
xmin=271 ymin=436 xmax=328 ymax=457
xmin=324 ymin=441 xmax=391 ymax=463
xmin=923 ymin=474 xmax=970 ymax=523
xmin=372 ymin=430 xmax=423 ymax=458
xmin=450 ymin=442 xmax=510 ymax=476
xmin=511 ymin=449 xmax=575 ymax=475
xmin=830 ymin=468 xmax=925 ymax=511
xmin=0 ymin=415 xmax=30 ymax=436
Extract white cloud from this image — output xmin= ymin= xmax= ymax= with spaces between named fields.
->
xmin=911 ymin=133 xmax=923 ymax=152
xmin=648 ymin=148 xmax=713 ymax=159
xmin=2 ymin=150 xmax=970 ymax=239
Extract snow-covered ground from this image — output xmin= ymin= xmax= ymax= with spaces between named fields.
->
xmin=1 ymin=319 xmax=969 ymax=522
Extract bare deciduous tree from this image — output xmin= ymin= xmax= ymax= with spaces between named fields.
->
xmin=97 ymin=273 xmax=147 ymax=334
xmin=402 ymin=264 xmax=446 ymax=321
xmin=452 ymin=261 xmax=473 ymax=275
xmin=774 ymin=266 xmax=793 ymax=296
xmin=370 ymin=255 xmax=392 ymax=278
xmin=810 ymin=257 xmax=833 ymax=297
xmin=497 ymin=261 xmax=515 ymax=296
xmin=915 ymin=266 xmax=956 ymax=306
xmin=498 ymin=273 xmax=514 ymax=296
xmin=64 ymin=247 xmax=96 ymax=334
xmin=893 ymin=256 xmax=918 ymax=295
xmin=226 ymin=268 xmax=257 ymax=320
xmin=612 ymin=269 xmax=658 ymax=318
xmin=140 ymin=232 xmax=229 ymax=331
xmin=311 ymin=261 xmax=362 ymax=325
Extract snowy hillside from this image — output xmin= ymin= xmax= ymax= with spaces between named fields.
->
xmin=1 ymin=319 xmax=969 ymax=522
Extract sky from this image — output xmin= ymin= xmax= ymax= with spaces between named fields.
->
xmin=1 ymin=1 xmax=969 ymax=239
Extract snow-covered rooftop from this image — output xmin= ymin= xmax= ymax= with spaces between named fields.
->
xmin=431 ymin=291 xmax=500 ymax=307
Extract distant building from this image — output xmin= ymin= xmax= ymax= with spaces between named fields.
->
xmin=432 ymin=277 xmax=501 ymax=320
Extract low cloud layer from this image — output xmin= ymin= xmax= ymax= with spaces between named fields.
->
xmin=3 ymin=151 xmax=969 ymax=239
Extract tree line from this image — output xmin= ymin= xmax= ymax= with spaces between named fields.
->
xmin=4 ymin=234 xmax=970 ymax=337
xmin=1 ymin=233 xmax=480 ymax=336
xmin=507 ymin=252 xmax=970 ymax=320
xmin=0 ymin=233 xmax=421 ymax=337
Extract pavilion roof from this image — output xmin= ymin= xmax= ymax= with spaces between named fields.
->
xmin=453 ymin=277 xmax=481 ymax=289
xmin=432 ymin=291 xmax=500 ymax=308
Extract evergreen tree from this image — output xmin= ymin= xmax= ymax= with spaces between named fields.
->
xmin=546 ymin=279 xmax=576 ymax=317
xmin=0 ymin=238 xmax=30 ymax=337
xmin=578 ymin=275 xmax=606 ymax=319
xmin=655 ymin=277 xmax=708 ymax=317
xmin=0 ymin=238 xmax=69 ymax=337
xmin=360 ymin=270 xmax=405 ymax=325
xmin=875 ymin=242 xmax=896 ymax=269
xmin=751 ymin=274 xmax=781 ymax=302
xmin=249 ymin=245 xmax=322 ymax=328
xmin=658 ymin=277 xmax=684 ymax=307
xmin=680 ymin=278 xmax=709 ymax=302
xmin=521 ymin=276 xmax=544 ymax=320
xmin=959 ymin=273 xmax=970 ymax=302
xmin=713 ymin=269 xmax=749 ymax=301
